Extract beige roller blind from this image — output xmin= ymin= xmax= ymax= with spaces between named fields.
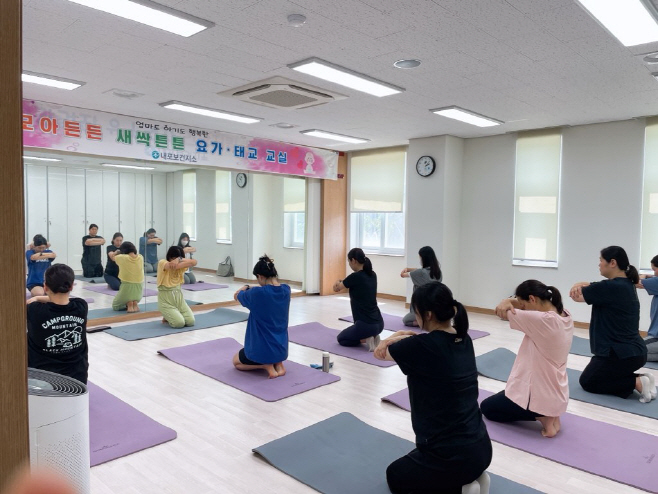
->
xmin=513 ymin=130 xmax=562 ymax=263
xmin=283 ymin=177 xmax=306 ymax=212
xmin=640 ymin=117 xmax=658 ymax=268
xmin=215 ymin=170 xmax=231 ymax=241
xmin=350 ymin=146 xmax=406 ymax=212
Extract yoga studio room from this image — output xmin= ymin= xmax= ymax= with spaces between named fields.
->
xmin=5 ymin=0 xmax=658 ymax=493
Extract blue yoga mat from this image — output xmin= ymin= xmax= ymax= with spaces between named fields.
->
xmin=87 ymin=300 xmax=201 ymax=319
xmin=477 ymin=348 xmax=658 ymax=419
xmin=570 ymin=335 xmax=658 ymax=370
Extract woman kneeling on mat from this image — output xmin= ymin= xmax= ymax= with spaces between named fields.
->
xmin=481 ymin=280 xmax=573 ymax=438
xmin=157 ymin=246 xmax=197 ymax=328
xmin=374 ymin=282 xmax=492 ymax=494
xmin=233 ymin=255 xmax=291 ymax=379
xmin=400 ymin=245 xmax=442 ymax=326
xmin=570 ymin=246 xmax=653 ymax=403
xmin=110 ymin=242 xmax=144 ymax=313
xmin=333 ymin=248 xmax=384 ymax=351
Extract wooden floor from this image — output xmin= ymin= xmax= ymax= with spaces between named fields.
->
xmin=87 ymin=293 xmax=655 ymax=494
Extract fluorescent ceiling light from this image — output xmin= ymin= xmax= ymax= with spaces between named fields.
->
xmin=288 ymin=58 xmax=404 ymax=97
xmin=22 ymin=72 xmax=84 ymax=90
xmin=66 ymin=0 xmax=214 ymax=37
xmin=575 ymin=0 xmax=658 ymax=46
xmin=23 ymin=156 xmax=62 ymax=162
xmin=102 ymin=163 xmax=155 ymax=170
xmin=300 ymin=129 xmax=369 ymax=144
xmin=430 ymin=107 xmax=502 ymax=128
xmin=160 ymin=101 xmax=261 ymax=124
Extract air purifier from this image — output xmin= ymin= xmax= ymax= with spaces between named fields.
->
xmin=28 ymin=368 xmax=90 ymax=494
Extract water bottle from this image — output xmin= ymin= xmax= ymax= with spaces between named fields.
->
xmin=322 ymin=352 xmax=330 ymax=372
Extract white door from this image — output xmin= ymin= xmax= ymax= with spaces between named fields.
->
xmin=152 ymin=173 xmax=167 ymax=245
xmin=102 ymin=170 xmax=120 ymax=242
xmin=25 ymin=164 xmax=49 ymax=245
xmin=134 ymin=173 xmax=148 ymax=243
xmin=47 ymin=167 xmax=69 ymax=267
xmin=66 ymin=168 xmax=86 ymax=270
xmin=119 ymin=173 xmax=136 ymax=245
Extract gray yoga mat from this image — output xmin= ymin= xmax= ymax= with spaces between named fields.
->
xmin=477 ymin=348 xmax=658 ymax=420
xmin=89 ymin=382 xmax=176 ymax=466
xmin=87 ymin=300 xmax=201 ymax=319
xmin=158 ymin=337 xmax=340 ymax=401
xmin=104 ymin=307 xmax=248 ymax=341
xmin=253 ymin=412 xmax=543 ymax=494
xmin=382 ymin=388 xmax=658 ymax=493
xmin=75 ymin=275 xmax=106 ymax=283
xmin=570 ymin=335 xmax=658 ymax=370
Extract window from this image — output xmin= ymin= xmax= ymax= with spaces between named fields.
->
xmin=215 ymin=170 xmax=232 ymax=242
xmin=640 ymin=118 xmax=658 ymax=269
xmin=512 ymin=130 xmax=562 ymax=267
xmin=182 ymin=171 xmax=196 ymax=240
xmin=350 ymin=147 xmax=406 ymax=255
xmin=283 ymin=177 xmax=305 ymax=248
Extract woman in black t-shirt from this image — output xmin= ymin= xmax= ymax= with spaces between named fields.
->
xmin=333 ymin=248 xmax=384 ymax=351
xmin=374 ymin=282 xmax=491 ymax=494
xmin=26 ymin=263 xmax=89 ymax=384
xmin=104 ymin=232 xmax=123 ymax=291
xmin=570 ymin=246 xmax=652 ymax=402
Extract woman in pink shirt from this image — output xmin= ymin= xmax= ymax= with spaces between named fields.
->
xmin=480 ymin=280 xmax=574 ymax=438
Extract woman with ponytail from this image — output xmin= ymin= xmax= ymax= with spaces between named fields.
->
xmin=333 ymin=248 xmax=384 ymax=351
xmin=400 ymin=245 xmax=442 ymax=326
xmin=481 ymin=280 xmax=573 ymax=438
xmin=570 ymin=246 xmax=652 ymax=402
xmin=233 ymin=255 xmax=291 ymax=379
xmin=374 ymin=282 xmax=492 ymax=493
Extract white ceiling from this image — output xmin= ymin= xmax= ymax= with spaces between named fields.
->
xmin=21 ymin=0 xmax=658 ymax=151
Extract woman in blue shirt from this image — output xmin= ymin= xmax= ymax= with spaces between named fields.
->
xmin=233 ymin=255 xmax=291 ymax=379
xmin=26 ymin=234 xmax=57 ymax=296
xmin=638 ymin=254 xmax=658 ymax=361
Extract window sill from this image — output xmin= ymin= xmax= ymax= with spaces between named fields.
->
xmin=216 ymin=240 xmax=232 ymax=245
xmin=284 ymin=245 xmax=304 ymax=250
xmin=512 ymin=259 xmax=558 ymax=268
xmin=363 ymin=251 xmax=405 ymax=258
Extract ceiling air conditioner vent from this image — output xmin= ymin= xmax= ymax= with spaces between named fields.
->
xmin=219 ymin=77 xmax=347 ymax=110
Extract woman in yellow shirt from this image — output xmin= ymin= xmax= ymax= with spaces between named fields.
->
xmin=109 ymin=242 xmax=144 ymax=313
xmin=157 ymin=246 xmax=197 ymax=328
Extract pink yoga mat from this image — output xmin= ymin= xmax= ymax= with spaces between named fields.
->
xmin=158 ymin=337 xmax=340 ymax=401
xmin=89 ymin=382 xmax=176 ymax=466
xmin=84 ymin=285 xmax=158 ymax=297
xmin=339 ymin=313 xmax=490 ymax=339
xmin=382 ymin=388 xmax=658 ymax=493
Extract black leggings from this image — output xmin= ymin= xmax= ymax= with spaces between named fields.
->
xmin=386 ymin=436 xmax=492 ymax=494
xmin=579 ymin=353 xmax=647 ymax=398
xmin=82 ymin=261 xmax=103 ymax=278
xmin=480 ymin=390 xmax=543 ymax=422
xmin=337 ymin=320 xmax=383 ymax=347
xmin=104 ymin=274 xmax=121 ymax=291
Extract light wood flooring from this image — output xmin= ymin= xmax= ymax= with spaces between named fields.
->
xmin=87 ymin=293 xmax=656 ymax=494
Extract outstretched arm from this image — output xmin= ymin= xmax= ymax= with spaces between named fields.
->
xmin=495 ymin=298 xmax=520 ymax=320
xmin=374 ymin=334 xmax=412 ymax=361
xmin=333 ymin=280 xmax=346 ymax=292
xmin=84 ymin=238 xmax=105 ymax=246
xmin=569 ymin=282 xmax=589 ymax=303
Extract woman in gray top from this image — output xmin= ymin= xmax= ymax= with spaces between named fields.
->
xmin=401 ymin=246 xmax=442 ymax=326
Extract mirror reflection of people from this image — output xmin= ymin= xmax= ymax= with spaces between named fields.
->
xmin=110 ymin=242 xmax=144 ymax=313
xmin=233 ymin=255 xmax=291 ymax=379
xmin=103 ymin=232 xmax=123 ymax=291
xmin=139 ymin=228 xmax=162 ymax=273
xmin=81 ymin=223 xmax=105 ymax=278
xmin=637 ymin=254 xmax=658 ymax=362
xmin=400 ymin=246 xmax=442 ymax=327
xmin=26 ymin=234 xmax=56 ymax=297
xmin=157 ymin=246 xmax=197 ymax=328
xmin=177 ymin=232 xmax=197 ymax=284
xmin=333 ymin=248 xmax=384 ymax=351
xmin=27 ymin=264 xmax=89 ymax=384
xmin=374 ymin=282 xmax=492 ymax=493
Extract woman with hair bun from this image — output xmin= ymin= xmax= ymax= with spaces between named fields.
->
xmin=333 ymin=247 xmax=384 ymax=351
xmin=233 ymin=255 xmax=291 ymax=379
xmin=570 ymin=246 xmax=652 ymax=402
xmin=481 ymin=280 xmax=573 ymax=438
xmin=374 ymin=281 xmax=491 ymax=494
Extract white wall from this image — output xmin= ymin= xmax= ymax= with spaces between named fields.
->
xmin=458 ymin=119 xmax=651 ymax=326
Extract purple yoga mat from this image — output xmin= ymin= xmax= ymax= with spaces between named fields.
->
xmin=88 ymin=382 xmax=177 ymax=466
xmin=382 ymin=388 xmax=658 ymax=493
xmin=84 ymin=284 xmax=158 ymax=297
xmin=158 ymin=337 xmax=340 ymax=401
xmin=288 ymin=322 xmax=397 ymax=368
xmin=339 ymin=314 xmax=490 ymax=340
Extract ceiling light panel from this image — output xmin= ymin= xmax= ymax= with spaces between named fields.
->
xmin=23 ymin=156 xmax=62 ymax=162
xmin=575 ymin=0 xmax=658 ymax=47
xmin=300 ymin=129 xmax=369 ymax=144
xmin=22 ymin=72 xmax=84 ymax=90
xmin=289 ymin=58 xmax=404 ymax=97
xmin=430 ymin=107 xmax=503 ymax=128
xmin=102 ymin=163 xmax=155 ymax=170
xmin=160 ymin=101 xmax=262 ymax=124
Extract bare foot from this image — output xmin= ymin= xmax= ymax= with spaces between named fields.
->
xmin=162 ymin=317 xmax=168 ymax=325
xmin=537 ymin=416 xmax=559 ymax=438
xmin=133 ymin=303 xmax=140 ymax=313
xmin=264 ymin=364 xmax=279 ymax=379
xmin=274 ymin=362 xmax=286 ymax=377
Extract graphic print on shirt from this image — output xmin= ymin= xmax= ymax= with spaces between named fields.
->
xmin=41 ymin=316 xmax=85 ymax=354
